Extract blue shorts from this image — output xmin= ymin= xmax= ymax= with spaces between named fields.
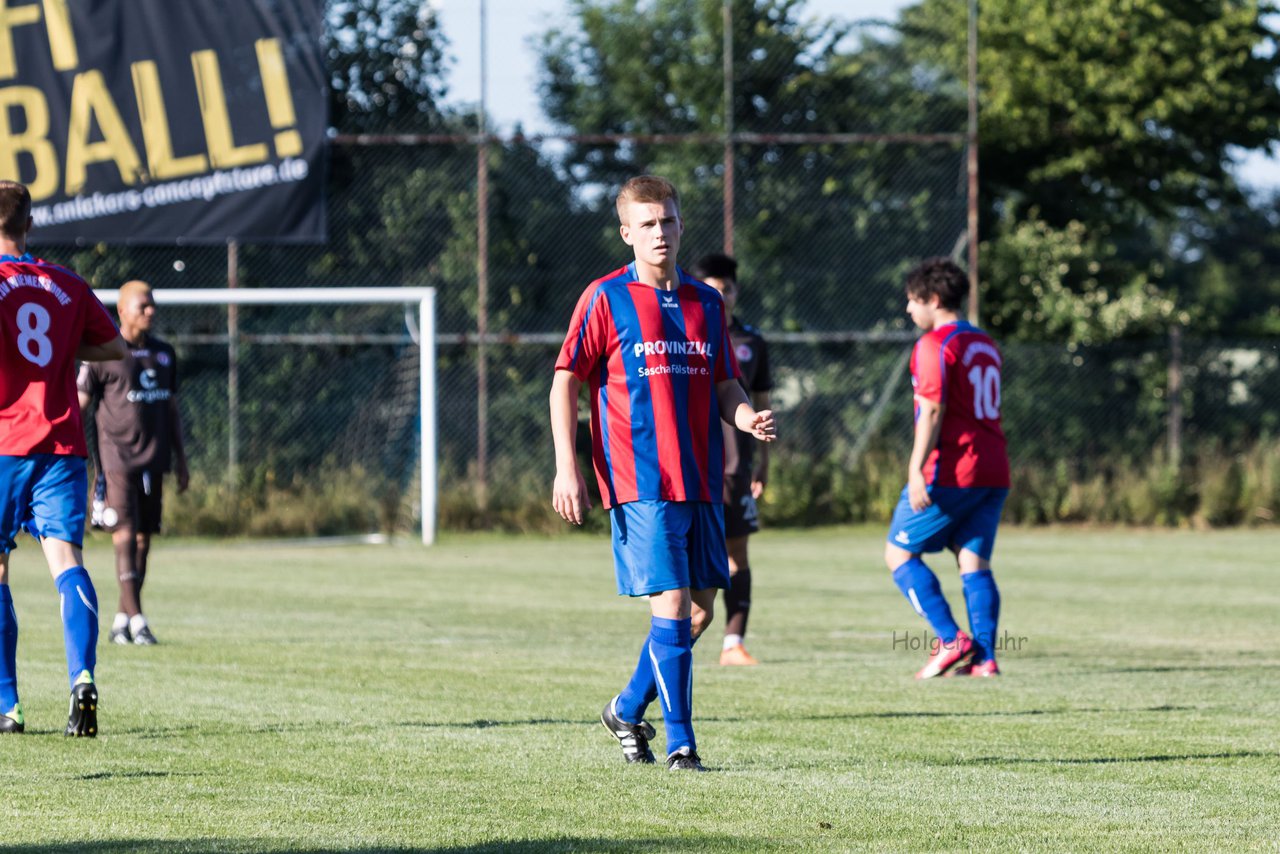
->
xmin=0 ymin=455 xmax=88 ymax=552
xmin=610 ymin=500 xmax=731 ymax=597
xmin=886 ymin=485 xmax=1008 ymax=560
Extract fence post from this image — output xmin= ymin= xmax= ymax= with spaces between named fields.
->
xmin=227 ymin=240 xmax=240 ymax=492
xmin=1167 ymin=324 xmax=1183 ymax=468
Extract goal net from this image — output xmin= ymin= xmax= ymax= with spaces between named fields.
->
xmin=93 ymin=287 xmax=437 ymax=544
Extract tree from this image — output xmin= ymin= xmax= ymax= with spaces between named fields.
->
xmin=537 ymin=0 xmax=971 ymax=332
xmin=898 ymin=0 xmax=1280 ymax=340
xmin=325 ymin=0 xmax=451 ymax=134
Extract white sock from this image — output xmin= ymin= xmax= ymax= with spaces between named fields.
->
xmin=112 ymin=612 xmax=129 ymax=631
xmin=723 ymin=634 xmax=744 ymax=651
xmin=129 ymin=613 xmax=149 ymax=635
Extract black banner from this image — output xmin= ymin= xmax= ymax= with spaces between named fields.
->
xmin=2 ymin=0 xmax=326 ymax=244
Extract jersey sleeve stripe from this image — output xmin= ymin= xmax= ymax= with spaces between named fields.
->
xmin=565 ymin=282 xmax=608 ymax=375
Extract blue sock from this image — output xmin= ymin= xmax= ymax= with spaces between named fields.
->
xmin=616 ymin=635 xmax=658 ymax=725
xmin=616 ymin=619 xmax=703 ymax=725
xmin=962 ymin=569 xmax=1001 ymax=663
xmin=647 ymin=616 xmax=695 ymax=755
xmin=0 ymin=586 xmax=18 ymax=714
xmin=55 ymin=568 xmax=98 ymax=688
xmin=892 ymin=558 xmax=961 ymax=643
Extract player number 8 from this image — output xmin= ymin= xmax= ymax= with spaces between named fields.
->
xmin=968 ymin=364 xmax=1001 ymax=420
xmin=16 ymin=302 xmax=53 ymax=367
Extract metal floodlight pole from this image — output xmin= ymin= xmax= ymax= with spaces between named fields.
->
xmin=475 ymin=0 xmax=491 ymax=502
xmin=967 ymin=0 xmax=981 ymax=325
xmin=722 ymin=0 xmax=735 ymax=255
xmin=473 ymin=0 xmax=486 ymax=501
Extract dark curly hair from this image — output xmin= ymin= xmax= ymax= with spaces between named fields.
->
xmin=905 ymin=257 xmax=968 ymax=311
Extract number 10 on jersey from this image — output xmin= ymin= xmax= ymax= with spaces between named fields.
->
xmin=968 ymin=365 xmax=1000 ymax=420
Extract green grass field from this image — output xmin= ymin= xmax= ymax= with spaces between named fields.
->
xmin=1 ymin=527 xmax=1277 ymax=852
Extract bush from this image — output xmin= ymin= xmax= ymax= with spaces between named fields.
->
xmin=154 ymin=438 xmax=1280 ymax=537
xmin=164 ymin=466 xmax=394 ymax=537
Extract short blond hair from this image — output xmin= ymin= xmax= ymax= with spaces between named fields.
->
xmin=118 ymin=279 xmax=153 ymax=302
xmin=615 ymin=175 xmax=680 ymax=223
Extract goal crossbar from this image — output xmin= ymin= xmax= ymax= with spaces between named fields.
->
xmin=96 ymin=287 xmax=438 ymax=546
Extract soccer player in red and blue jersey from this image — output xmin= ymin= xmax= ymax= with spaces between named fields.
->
xmin=884 ymin=258 xmax=1008 ymax=679
xmin=0 ymin=180 xmax=126 ymax=736
xmin=551 ymin=176 xmax=776 ymax=771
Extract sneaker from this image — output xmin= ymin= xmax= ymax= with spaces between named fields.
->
xmin=915 ymin=631 xmax=974 ymax=679
xmin=600 ymin=696 xmax=656 ymax=764
xmin=719 ymin=643 xmax=759 ymax=666
xmin=0 ymin=704 xmax=24 ymax=734
xmin=969 ymin=659 xmax=1000 ymax=677
xmin=65 ymin=678 xmax=98 ymax=738
xmin=110 ymin=625 xmax=132 ymax=645
xmin=132 ymin=626 xmax=158 ymax=646
xmin=666 ymin=746 xmax=708 ymax=772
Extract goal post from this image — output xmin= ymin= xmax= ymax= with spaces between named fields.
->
xmin=95 ymin=287 xmax=438 ymax=545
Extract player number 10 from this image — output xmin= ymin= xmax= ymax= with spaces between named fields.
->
xmin=968 ymin=364 xmax=1001 ymax=419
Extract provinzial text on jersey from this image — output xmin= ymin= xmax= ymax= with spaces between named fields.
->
xmin=0 ymin=275 xmax=71 ymax=305
xmin=632 ymin=340 xmax=712 ymax=358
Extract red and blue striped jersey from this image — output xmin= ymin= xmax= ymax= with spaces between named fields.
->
xmin=911 ymin=320 xmax=1009 ymax=488
xmin=1 ymin=255 xmax=119 ymax=456
xmin=556 ymin=264 xmax=741 ymax=508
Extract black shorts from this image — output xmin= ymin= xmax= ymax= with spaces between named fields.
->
xmin=722 ymin=472 xmax=760 ymax=539
xmin=95 ymin=470 xmax=165 ymax=534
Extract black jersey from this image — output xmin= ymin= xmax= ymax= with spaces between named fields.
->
xmin=78 ymin=334 xmax=179 ymax=474
xmin=723 ymin=319 xmax=773 ymax=476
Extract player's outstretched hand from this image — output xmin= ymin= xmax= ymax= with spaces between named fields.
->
xmin=552 ymin=469 xmax=592 ymax=525
xmin=740 ymin=408 xmax=776 ymax=442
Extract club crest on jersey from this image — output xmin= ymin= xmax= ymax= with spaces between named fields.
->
xmin=157 ymin=352 xmax=171 ymax=366
xmin=735 ymin=343 xmax=753 ymax=363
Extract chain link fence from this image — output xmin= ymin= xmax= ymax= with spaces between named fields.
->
xmin=39 ymin=3 xmax=1280 ymax=533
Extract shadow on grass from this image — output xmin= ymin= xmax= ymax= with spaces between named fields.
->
xmin=398 ymin=706 xmax=1200 ymax=730
xmin=102 ymin=706 xmax=1199 ymax=740
xmin=1105 ymin=664 xmax=1280 ymax=673
xmin=707 ymin=704 xmax=1198 ymax=723
xmin=0 ymin=838 xmax=724 ymax=853
xmin=931 ymin=750 xmax=1276 ymax=766
xmin=398 ymin=718 xmax=584 ymax=730
xmin=77 ymin=770 xmax=198 ymax=781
